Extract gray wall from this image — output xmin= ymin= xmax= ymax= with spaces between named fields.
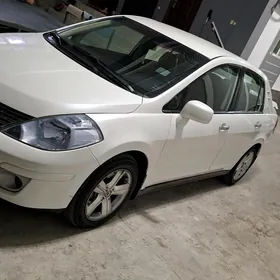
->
xmin=152 ymin=0 xmax=171 ymax=22
xmin=259 ymin=30 xmax=280 ymax=87
xmin=117 ymin=0 xmax=271 ymax=58
xmin=117 ymin=0 xmax=170 ymax=21
xmin=190 ymin=0 xmax=270 ymax=56
xmin=116 ymin=0 xmax=126 ymax=14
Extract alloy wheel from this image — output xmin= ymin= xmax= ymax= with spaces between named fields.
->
xmin=233 ymin=151 xmax=255 ymax=181
xmin=85 ymin=169 xmax=132 ymax=221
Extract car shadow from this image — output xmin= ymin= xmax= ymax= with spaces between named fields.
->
xmin=0 ymin=200 xmax=84 ymax=248
xmin=0 ymin=167 xmax=258 ymax=248
xmin=120 ymin=178 xmax=224 ymax=219
xmin=121 ymin=165 xmax=260 ymax=220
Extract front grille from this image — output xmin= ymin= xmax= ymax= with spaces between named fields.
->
xmin=0 ymin=103 xmax=33 ymax=130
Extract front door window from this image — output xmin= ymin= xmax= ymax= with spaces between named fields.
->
xmin=163 ymin=65 xmax=240 ymax=113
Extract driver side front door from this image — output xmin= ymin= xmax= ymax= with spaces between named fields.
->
xmin=149 ymin=64 xmax=241 ymax=186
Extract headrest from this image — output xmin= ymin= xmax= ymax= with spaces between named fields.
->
xmin=158 ymin=52 xmax=177 ymax=70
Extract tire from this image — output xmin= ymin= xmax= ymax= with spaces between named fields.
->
xmin=65 ymin=154 xmax=138 ymax=228
xmin=222 ymin=147 xmax=258 ymax=186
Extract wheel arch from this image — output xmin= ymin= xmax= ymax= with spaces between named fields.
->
xmin=94 ymin=150 xmax=149 ymax=199
xmin=239 ymin=141 xmax=263 ymax=162
xmin=125 ymin=150 xmax=149 ymax=199
xmin=66 ymin=149 xmax=149 ymax=215
xmin=84 ymin=148 xmax=150 ymax=201
xmin=252 ymin=142 xmax=262 ymax=155
xmin=88 ymin=141 xmax=157 ymax=196
xmin=251 ymin=136 xmax=265 ymax=154
xmin=235 ymin=141 xmax=263 ymax=167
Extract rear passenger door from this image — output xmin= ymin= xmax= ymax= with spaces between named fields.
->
xmin=210 ymin=69 xmax=266 ymax=171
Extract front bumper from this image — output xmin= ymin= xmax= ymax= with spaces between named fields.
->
xmin=0 ymin=133 xmax=100 ymax=209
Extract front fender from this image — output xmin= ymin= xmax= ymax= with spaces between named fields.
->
xmin=89 ymin=141 xmax=153 ymax=167
xmin=87 ymin=113 xmax=172 ymax=174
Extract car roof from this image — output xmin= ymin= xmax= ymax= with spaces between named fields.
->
xmin=125 ymin=15 xmax=240 ymax=60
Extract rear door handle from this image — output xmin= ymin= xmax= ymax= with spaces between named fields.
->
xmin=254 ymin=122 xmax=262 ymax=129
xmin=219 ymin=123 xmax=230 ymax=131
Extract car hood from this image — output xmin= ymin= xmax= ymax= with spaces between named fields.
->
xmin=0 ymin=33 xmax=142 ymax=117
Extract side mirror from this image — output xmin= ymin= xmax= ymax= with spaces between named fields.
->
xmin=180 ymin=100 xmax=214 ymax=124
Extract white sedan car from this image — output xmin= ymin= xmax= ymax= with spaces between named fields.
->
xmin=0 ymin=16 xmax=277 ymax=228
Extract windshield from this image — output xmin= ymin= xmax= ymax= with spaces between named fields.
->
xmin=51 ymin=17 xmax=209 ymax=97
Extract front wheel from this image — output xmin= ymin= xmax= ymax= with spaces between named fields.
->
xmin=65 ymin=155 xmax=138 ymax=228
xmin=222 ymin=148 xmax=258 ymax=186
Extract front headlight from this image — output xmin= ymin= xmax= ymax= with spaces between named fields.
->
xmin=3 ymin=114 xmax=103 ymax=151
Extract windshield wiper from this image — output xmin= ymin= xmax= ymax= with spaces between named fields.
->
xmin=92 ymin=56 xmax=135 ymax=93
xmin=70 ymin=45 xmax=135 ymax=93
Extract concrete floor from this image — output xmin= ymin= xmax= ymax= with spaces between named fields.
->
xmin=0 ymin=127 xmax=280 ymax=280
xmin=0 ymin=0 xmax=63 ymax=31
xmin=0 ymin=0 xmax=103 ymax=32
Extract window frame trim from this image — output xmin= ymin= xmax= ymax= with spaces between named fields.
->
xmin=162 ymin=63 xmax=266 ymax=115
xmin=228 ymin=67 xmax=265 ymax=114
xmin=162 ymin=63 xmax=242 ymax=114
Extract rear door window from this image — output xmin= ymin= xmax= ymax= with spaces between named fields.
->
xmin=232 ymin=70 xmax=265 ymax=112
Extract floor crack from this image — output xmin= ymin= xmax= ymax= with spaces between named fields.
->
xmin=156 ymin=254 xmax=183 ymax=280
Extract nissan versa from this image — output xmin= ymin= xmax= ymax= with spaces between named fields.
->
xmin=0 ymin=16 xmax=277 ymax=228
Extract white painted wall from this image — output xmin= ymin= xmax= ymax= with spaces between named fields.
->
xmin=248 ymin=9 xmax=280 ymax=68
xmin=273 ymin=70 xmax=280 ymax=89
xmin=248 ymin=5 xmax=280 ymax=91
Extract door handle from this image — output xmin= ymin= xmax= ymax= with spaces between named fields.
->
xmin=254 ymin=122 xmax=262 ymax=129
xmin=219 ymin=123 xmax=230 ymax=131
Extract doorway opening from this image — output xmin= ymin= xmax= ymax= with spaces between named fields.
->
xmin=87 ymin=0 xmax=119 ymax=16
xmin=121 ymin=0 xmax=158 ymax=18
xmin=164 ymin=0 xmax=203 ymax=32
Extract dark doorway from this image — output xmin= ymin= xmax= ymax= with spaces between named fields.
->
xmin=88 ymin=0 xmax=119 ymax=15
xmin=164 ymin=0 xmax=203 ymax=32
xmin=121 ymin=0 xmax=158 ymax=18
